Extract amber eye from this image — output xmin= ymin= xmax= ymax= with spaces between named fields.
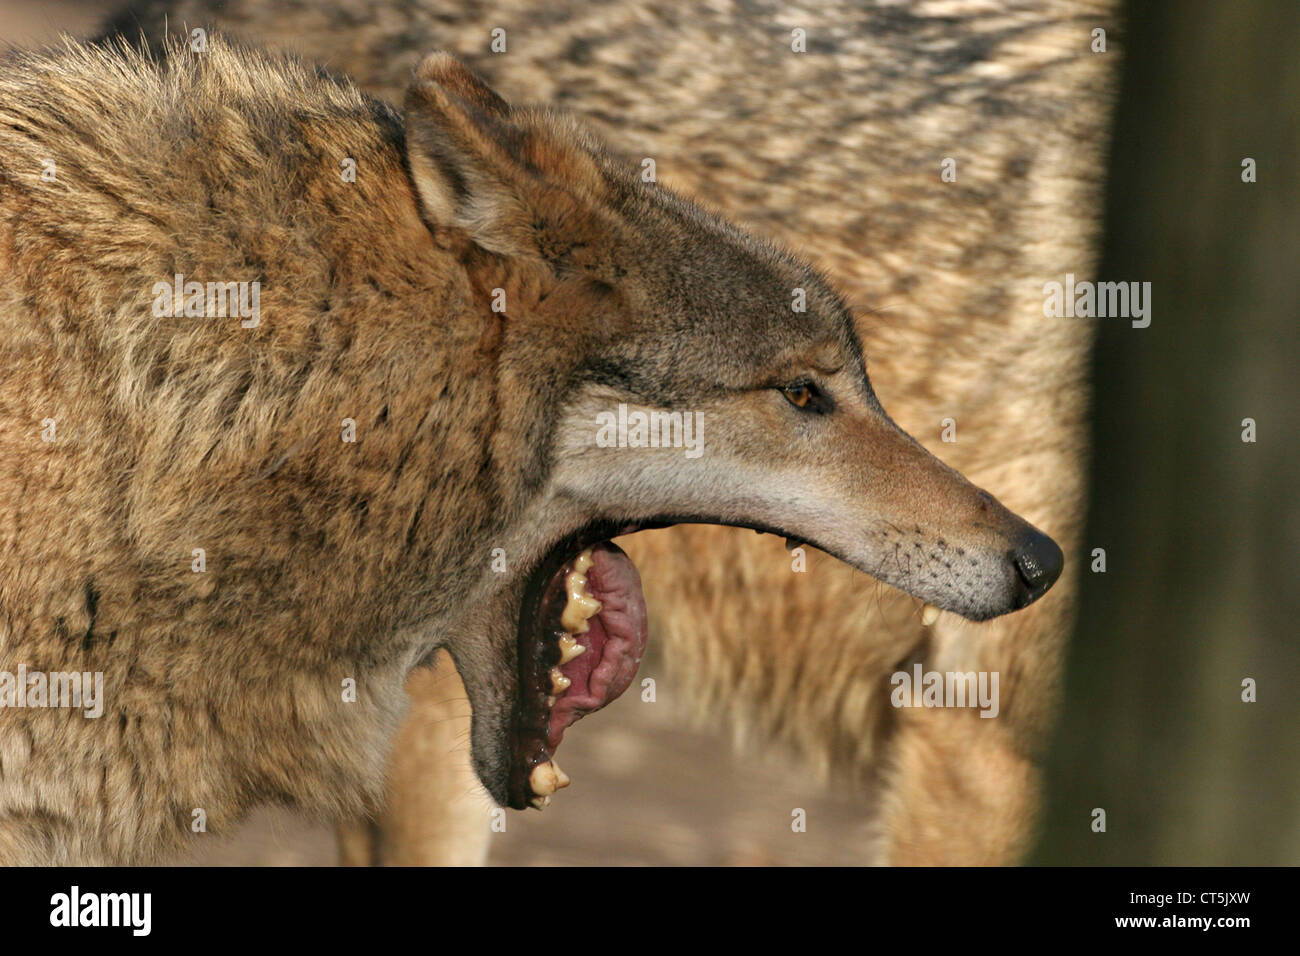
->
xmin=777 ymin=380 xmax=834 ymax=414
xmin=782 ymin=384 xmax=814 ymax=408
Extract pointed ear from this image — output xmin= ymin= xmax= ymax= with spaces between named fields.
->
xmin=403 ymin=53 xmax=529 ymax=254
xmin=403 ymin=53 xmax=610 ymax=258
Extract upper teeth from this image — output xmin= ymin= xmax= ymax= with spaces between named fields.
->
xmin=920 ymin=603 xmax=941 ymax=626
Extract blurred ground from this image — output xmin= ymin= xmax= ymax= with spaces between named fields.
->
xmin=1 ymin=0 xmax=877 ymax=866
xmin=178 ymin=693 xmax=877 ymax=867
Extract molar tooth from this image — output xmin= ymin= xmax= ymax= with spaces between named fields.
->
xmin=550 ymin=667 xmax=571 ymax=694
xmin=530 ymin=795 xmax=551 ymax=810
xmin=557 ymin=551 xmax=602 ymax=633
xmin=560 ymin=593 xmax=602 ymax=633
xmin=920 ymin=603 xmax=941 ymax=626
xmin=545 ymin=695 xmax=556 ymax=708
xmin=530 ymin=761 xmax=560 ymax=797
xmin=552 ymin=761 xmax=571 ymax=790
xmin=557 ymin=634 xmax=586 ymax=664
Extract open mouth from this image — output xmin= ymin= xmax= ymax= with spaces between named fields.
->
xmin=508 ymin=520 xmax=654 ymax=809
xmin=503 ymin=510 xmax=1061 ymax=808
xmin=508 ymin=516 xmax=800 ymax=809
xmin=506 ymin=517 xmax=941 ymax=810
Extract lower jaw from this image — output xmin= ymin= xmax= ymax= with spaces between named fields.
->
xmin=507 ymin=521 xmax=650 ymax=809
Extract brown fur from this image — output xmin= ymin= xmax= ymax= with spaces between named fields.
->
xmin=97 ymin=0 xmax=1118 ymax=865
xmin=0 ymin=34 xmax=1062 ymax=863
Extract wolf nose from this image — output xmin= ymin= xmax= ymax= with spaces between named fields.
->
xmin=1010 ymin=529 xmax=1064 ymax=607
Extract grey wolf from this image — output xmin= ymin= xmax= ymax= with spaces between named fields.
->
xmin=100 ymin=0 xmax=1116 ymax=866
xmin=0 ymin=36 xmax=1062 ymax=863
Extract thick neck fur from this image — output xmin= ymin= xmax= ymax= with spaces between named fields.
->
xmin=0 ymin=41 xmax=595 ymax=861
xmin=0 ymin=42 xmax=570 ymax=671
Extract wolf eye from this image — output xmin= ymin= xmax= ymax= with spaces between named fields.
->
xmin=783 ymin=384 xmax=813 ymax=408
xmin=779 ymin=381 xmax=830 ymax=413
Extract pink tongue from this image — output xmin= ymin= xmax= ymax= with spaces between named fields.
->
xmin=547 ymin=543 xmax=647 ymax=749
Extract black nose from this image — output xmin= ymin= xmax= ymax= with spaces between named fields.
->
xmin=1010 ymin=529 xmax=1064 ymax=607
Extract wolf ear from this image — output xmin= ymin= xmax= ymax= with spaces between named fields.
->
xmin=404 ymin=53 xmax=607 ymax=257
xmin=403 ymin=54 xmax=527 ymax=253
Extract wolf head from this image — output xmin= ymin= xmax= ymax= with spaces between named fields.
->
xmin=401 ymin=54 xmax=1063 ymax=808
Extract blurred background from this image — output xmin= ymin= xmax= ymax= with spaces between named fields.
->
xmin=1033 ymin=2 xmax=1299 ymax=865
xmin=2 ymin=0 xmax=1295 ymax=865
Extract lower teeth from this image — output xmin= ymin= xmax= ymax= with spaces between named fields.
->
xmin=529 ymin=759 xmax=571 ymax=803
xmin=528 ymin=551 xmax=605 ymax=806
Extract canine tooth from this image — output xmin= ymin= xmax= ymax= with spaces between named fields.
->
xmin=550 ymin=667 xmax=571 ymax=694
xmin=531 ymin=761 xmax=560 ymax=796
xmin=920 ymin=603 xmax=941 ymax=626
xmin=557 ymin=633 xmax=586 ymax=664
